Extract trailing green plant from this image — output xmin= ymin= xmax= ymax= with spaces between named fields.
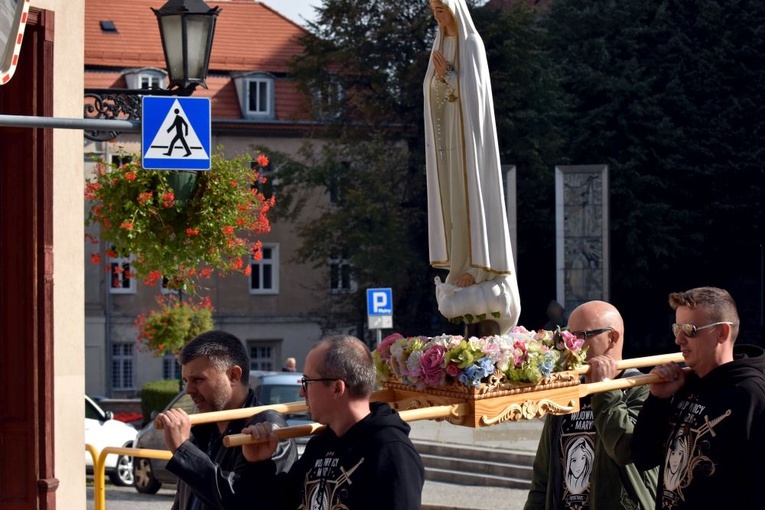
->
xmin=135 ymin=294 xmax=214 ymax=356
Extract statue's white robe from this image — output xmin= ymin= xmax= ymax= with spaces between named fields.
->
xmin=423 ymin=0 xmax=520 ymax=329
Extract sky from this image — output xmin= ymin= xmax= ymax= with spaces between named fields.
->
xmin=263 ymin=0 xmax=321 ymax=28
xmin=265 ymin=0 xmax=492 ymax=29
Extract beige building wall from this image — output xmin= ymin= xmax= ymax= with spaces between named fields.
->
xmin=84 ymin=133 xmax=331 ymax=395
xmin=32 ymin=0 xmax=87 ymax=506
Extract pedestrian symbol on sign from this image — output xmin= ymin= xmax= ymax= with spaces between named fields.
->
xmin=144 ymin=99 xmax=209 ymax=161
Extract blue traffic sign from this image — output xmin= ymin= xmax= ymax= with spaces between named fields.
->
xmin=141 ymin=96 xmax=211 ymax=170
xmin=367 ymin=288 xmax=392 ymax=315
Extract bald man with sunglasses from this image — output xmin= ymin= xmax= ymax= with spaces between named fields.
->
xmin=632 ymin=286 xmax=765 ymax=509
xmin=525 ymin=300 xmax=658 ymax=509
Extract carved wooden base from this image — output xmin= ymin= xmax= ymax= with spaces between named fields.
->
xmin=382 ymin=372 xmax=581 ymax=427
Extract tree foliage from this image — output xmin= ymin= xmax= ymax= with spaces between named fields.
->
xmin=271 ymin=0 xmax=765 ymax=346
xmin=271 ymin=0 xmax=566 ymax=338
xmin=545 ymin=0 xmax=765 ymax=347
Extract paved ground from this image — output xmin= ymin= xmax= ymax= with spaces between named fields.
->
xmin=413 ymin=417 xmax=542 ymax=510
xmin=88 ymin=417 xmax=544 ymax=510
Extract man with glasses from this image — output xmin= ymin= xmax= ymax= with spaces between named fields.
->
xmin=155 ymin=330 xmax=297 ymax=510
xmin=525 ymin=300 xmax=658 ymax=509
xmin=632 ymin=287 xmax=765 ymax=509
xmin=242 ymin=335 xmax=425 ymax=509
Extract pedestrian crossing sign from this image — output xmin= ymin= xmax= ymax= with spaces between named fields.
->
xmin=141 ymin=96 xmax=211 ymax=170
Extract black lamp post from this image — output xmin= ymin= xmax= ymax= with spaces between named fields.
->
xmin=153 ymin=0 xmax=220 ymax=92
xmin=84 ymin=0 xmax=220 ymax=141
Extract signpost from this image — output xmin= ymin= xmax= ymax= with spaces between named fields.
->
xmin=141 ymin=96 xmax=212 ymax=170
xmin=367 ymin=288 xmax=393 ymax=347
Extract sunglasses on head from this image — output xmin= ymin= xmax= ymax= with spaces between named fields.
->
xmin=671 ymin=321 xmax=733 ymax=338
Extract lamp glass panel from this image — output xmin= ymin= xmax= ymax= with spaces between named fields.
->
xmin=160 ymin=16 xmax=184 ymax=81
xmin=185 ymin=16 xmax=211 ymax=80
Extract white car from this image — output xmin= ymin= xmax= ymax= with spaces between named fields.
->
xmin=85 ymin=395 xmax=139 ymax=486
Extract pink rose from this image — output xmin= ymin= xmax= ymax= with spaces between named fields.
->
xmin=420 ymin=345 xmax=446 ymax=386
xmin=377 ymin=333 xmax=403 ymax=360
xmin=559 ymin=330 xmax=584 ymax=352
xmin=445 ymin=362 xmax=461 ymax=378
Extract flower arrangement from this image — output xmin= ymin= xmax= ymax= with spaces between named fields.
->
xmin=373 ymin=326 xmax=587 ymax=390
xmin=85 ymin=149 xmax=274 ymax=295
xmin=135 ymin=295 xmax=214 ymax=356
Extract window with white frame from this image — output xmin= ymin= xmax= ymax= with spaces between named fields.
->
xmin=250 ymin=243 xmax=279 ymax=294
xmin=160 ymin=276 xmax=180 ymax=295
xmin=247 ymin=77 xmax=272 ymax=116
xmin=109 ymin=252 xmax=136 ymax=294
xmin=163 ymin=355 xmax=181 ymax=380
xmin=139 ymin=73 xmax=162 ymax=90
xmin=110 ymin=154 xmax=133 ymax=168
xmin=233 ymin=73 xmax=275 ymax=120
xmin=111 ymin=343 xmax=134 ymax=390
xmin=248 ymin=341 xmax=279 ymax=371
xmin=313 ymin=77 xmax=344 ymax=119
xmin=123 ymin=68 xmax=167 ymax=91
xmin=329 ymin=249 xmax=355 ymax=293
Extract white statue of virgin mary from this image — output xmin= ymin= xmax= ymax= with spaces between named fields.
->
xmin=423 ymin=0 xmax=521 ymax=333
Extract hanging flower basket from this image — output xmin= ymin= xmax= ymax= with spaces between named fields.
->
xmin=85 ymin=150 xmax=274 ymax=295
xmin=135 ymin=295 xmax=215 ymax=356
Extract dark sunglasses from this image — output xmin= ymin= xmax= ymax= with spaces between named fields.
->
xmin=671 ymin=321 xmax=733 ymax=338
xmin=570 ymin=327 xmax=614 ymax=340
xmin=300 ymin=377 xmax=339 ymax=392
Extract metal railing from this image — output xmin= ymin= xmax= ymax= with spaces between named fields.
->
xmin=86 ymin=444 xmax=172 ymax=510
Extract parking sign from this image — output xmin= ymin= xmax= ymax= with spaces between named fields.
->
xmin=367 ymin=288 xmax=392 ymax=330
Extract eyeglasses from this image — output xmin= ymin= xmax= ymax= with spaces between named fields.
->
xmin=570 ymin=328 xmax=614 ymax=340
xmin=671 ymin=321 xmax=733 ymax=338
xmin=300 ymin=377 xmax=339 ymax=393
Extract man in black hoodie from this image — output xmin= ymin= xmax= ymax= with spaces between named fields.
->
xmin=632 ymin=287 xmax=765 ymax=509
xmin=242 ymin=334 xmax=425 ymax=509
xmin=156 ymin=330 xmax=297 ymax=509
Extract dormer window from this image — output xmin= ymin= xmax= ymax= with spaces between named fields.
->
xmin=122 ymin=68 xmax=168 ymax=91
xmin=233 ymin=72 xmax=275 ymax=120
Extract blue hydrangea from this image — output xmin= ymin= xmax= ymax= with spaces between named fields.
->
xmin=458 ymin=357 xmax=496 ymax=388
xmin=538 ymin=351 xmax=557 ymax=378
xmin=477 ymin=356 xmax=496 ymax=377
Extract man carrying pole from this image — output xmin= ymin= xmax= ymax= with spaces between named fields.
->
xmin=241 ymin=335 xmax=425 ymax=509
xmin=155 ymin=330 xmax=297 ymax=510
xmin=525 ymin=300 xmax=659 ymax=509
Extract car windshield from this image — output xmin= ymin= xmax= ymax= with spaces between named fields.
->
xmin=259 ymin=384 xmax=302 ymax=405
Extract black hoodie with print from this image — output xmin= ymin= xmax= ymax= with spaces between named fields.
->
xmin=251 ymin=401 xmax=424 ymax=510
xmin=632 ymin=344 xmax=765 ymax=509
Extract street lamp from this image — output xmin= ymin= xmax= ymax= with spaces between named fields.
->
xmin=153 ymin=0 xmax=220 ymax=92
xmin=83 ymin=0 xmax=220 ymax=141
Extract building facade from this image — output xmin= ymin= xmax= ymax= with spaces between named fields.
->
xmin=84 ymin=0 xmax=346 ymax=397
xmin=0 ymin=0 xmax=86 ymax=507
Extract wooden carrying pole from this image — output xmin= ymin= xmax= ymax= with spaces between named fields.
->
xmin=154 ymin=401 xmax=309 ymax=430
xmin=573 ymin=352 xmax=683 ymax=375
xmin=157 ymin=352 xmax=685 ymax=431
xmin=223 ymin=404 xmax=469 ymax=447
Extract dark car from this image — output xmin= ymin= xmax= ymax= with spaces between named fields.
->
xmin=133 ymin=370 xmax=310 ymax=494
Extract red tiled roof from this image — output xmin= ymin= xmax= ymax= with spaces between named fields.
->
xmin=85 ymin=0 xmax=312 ymax=123
xmin=85 ymin=0 xmax=308 ymax=72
